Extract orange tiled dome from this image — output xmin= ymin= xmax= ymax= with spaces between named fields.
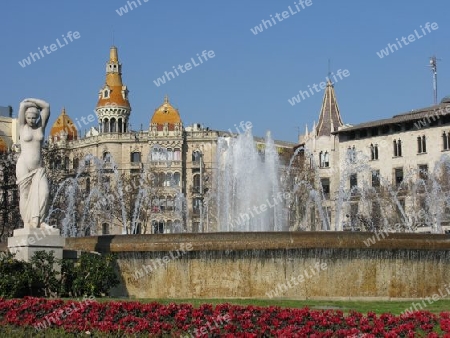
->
xmin=97 ymin=85 xmax=130 ymax=109
xmin=150 ymin=96 xmax=182 ymax=130
xmin=0 ymin=137 xmax=8 ymax=153
xmin=50 ymin=108 xmax=78 ymax=141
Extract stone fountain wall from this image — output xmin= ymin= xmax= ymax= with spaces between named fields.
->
xmin=64 ymin=232 xmax=450 ymax=300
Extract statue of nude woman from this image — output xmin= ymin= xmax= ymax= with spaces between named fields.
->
xmin=16 ymin=98 xmax=50 ymax=229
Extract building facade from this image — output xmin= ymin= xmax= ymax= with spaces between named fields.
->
xmin=47 ymin=46 xmax=294 ymax=235
xmin=298 ymin=81 xmax=450 ymax=233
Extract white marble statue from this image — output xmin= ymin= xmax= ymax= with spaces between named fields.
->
xmin=16 ymin=98 xmax=50 ymax=229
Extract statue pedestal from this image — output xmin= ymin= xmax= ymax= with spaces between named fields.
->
xmin=7 ymin=227 xmax=65 ymax=263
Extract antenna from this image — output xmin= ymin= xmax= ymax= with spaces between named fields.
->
xmin=428 ymin=55 xmax=441 ymax=105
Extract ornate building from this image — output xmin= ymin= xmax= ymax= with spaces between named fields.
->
xmin=298 ymin=80 xmax=450 ymax=233
xmin=47 ymin=46 xmax=295 ymax=235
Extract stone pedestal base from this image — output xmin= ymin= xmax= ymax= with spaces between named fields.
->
xmin=7 ymin=227 xmax=65 ymax=263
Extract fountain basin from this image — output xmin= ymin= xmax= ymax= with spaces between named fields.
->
xmin=65 ymin=232 xmax=450 ymax=300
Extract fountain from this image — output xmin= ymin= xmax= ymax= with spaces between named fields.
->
xmin=214 ymin=130 xmax=287 ymax=231
xmin=41 ymin=130 xmax=450 ymax=300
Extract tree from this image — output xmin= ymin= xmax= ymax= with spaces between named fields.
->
xmin=0 ymin=151 xmax=20 ymax=242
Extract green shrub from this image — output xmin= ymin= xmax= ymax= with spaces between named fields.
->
xmin=0 ymin=252 xmax=33 ymax=298
xmin=29 ymin=251 xmax=61 ymax=298
xmin=0 ymin=251 xmax=119 ymax=298
xmin=62 ymin=253 xmax=119 ymax=297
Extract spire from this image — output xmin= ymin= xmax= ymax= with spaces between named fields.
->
xmin=104 ymin=46 xmax=124 ymax=87
xmin=164 ymin=94 xmax=169 ymax=103
xmin=316 ymin=80 xmax=343 ymax=137
xmin=96 ymin=46 xmax=131 ymax=134
xmin=110 ymin=46 xmax=118 ymax=62
xmin=96 ymin=46 xmax=130 ymax=110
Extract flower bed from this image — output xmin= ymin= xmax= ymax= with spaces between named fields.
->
xmin=0 ymin=297 xmax=449 ymax=337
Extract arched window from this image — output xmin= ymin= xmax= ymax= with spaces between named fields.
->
xmin=103 ymin=152 xmax=111 ymax=163
xmin=164 ymin=173 xmax=172 ymax=187
xmin=173 ymin=172 xmax=181 ymax=186
xmin=166 ymin=148 xmax=173 ymax=161
xmin=193 ymin=174 xmax=201 ymax=193
xmin=110 ymin=118 xmax=117 ymax=133
xmin=443 ymin=132 xmax=449 ymax=150
xmin=103 ymin=118 xmax=109 ymax=133
xmin=152 ymin=220 xmax=164 ymax=234
xmin=166 ymin=220 xmax=173 ymax=234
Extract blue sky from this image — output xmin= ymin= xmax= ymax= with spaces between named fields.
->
xmin=1 ymin=0 xmax=448 ymax=142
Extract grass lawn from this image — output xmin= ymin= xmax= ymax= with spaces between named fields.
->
xmin=93 ymin=297 xmax=450 ymax=315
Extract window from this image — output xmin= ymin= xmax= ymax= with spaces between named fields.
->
xmin=193 ymin=197 xmax=202 ymax=215
xmin=347 ymin=146 xmax=356 ymax=163
xmin=350 ymin=173 xmax=357 ymax=189
xmin=394 ymin=168 xmax=403 ymax=186
xmin=192 ymin=150 xmax=202 ymax=163
xmin=151 ymin=146 xmax=167 ymax=161
xmin=417 ymin=136 xmax=426 ymax=153
xmin=164 ymin=173 xmax=172 ymax=187
xmin=193 ymin=174 xmax=201 ymax=193
xmin=131 ymin=152 xmax=141 ymax=163
xmin=174 ymin=148 xmax=181 ymax=161
xmin=103 ymin=152 xmax=111 ymax=163
xmin=418 ymin=164 xmax=428 ymax=180
xmin=393 ymin=139 xmax=402 ymax=157
xmin=73 ymin=158 xmax=79 ymax=171
xmin=370 ymin=144 xmax=378 ymax=160
xmin=371 ymin=170 xmax=380 ymax=188
xmin=444 ymin=132 xmax=450 ymax=150
xmin=166 ymin=197 xmax=174 ymax=211
xmin=321 ymin=178 xmax=330 ymax=199
xmin=103 ymin=90 xmax=109 ymax=98
xmin=350 ymin=203 xmax=359 ymax=228
xmin=166 ymin=148 xmax=173 ymax=161
xmin=319 ymin=151 xmax=329 ymax=168
xmin=173 ymin=172 xmax=181 ymax=187
xmin=102 ymin=223 xmax=109 ymax=235
xmin=153 ymin=221 xmax=164 ymax=234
